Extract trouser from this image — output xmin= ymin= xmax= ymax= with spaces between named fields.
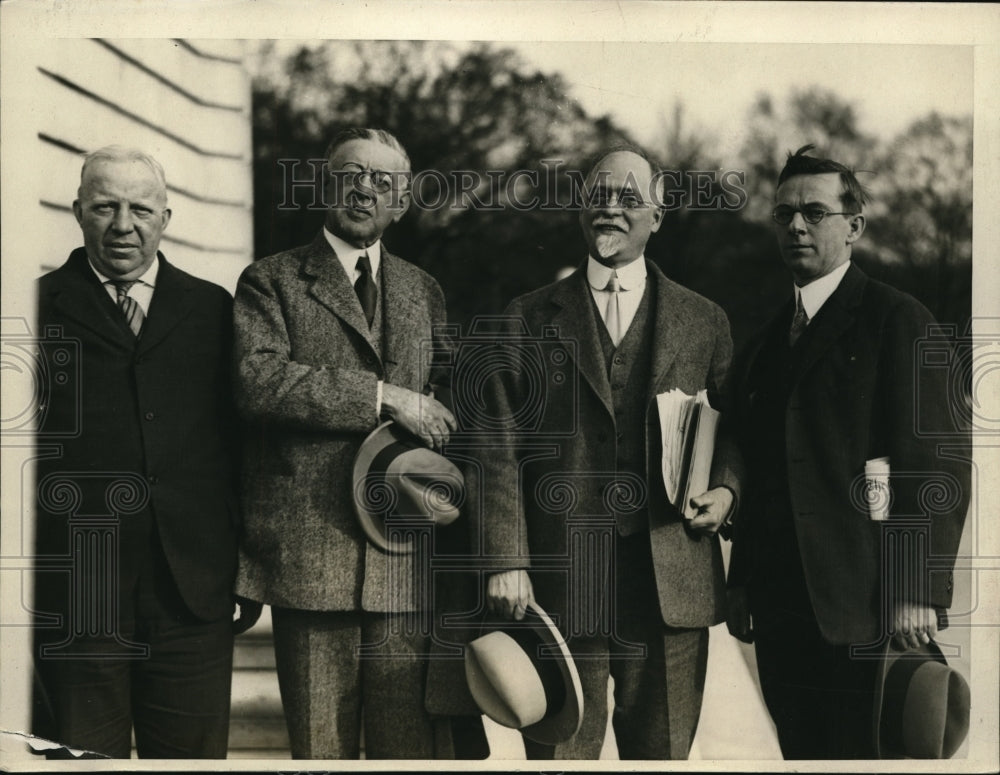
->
xmin=750 ymin=552 xmax=881 ymax=759
xmin=525 ymin=532 xmax=709 ymax=760
xmin=271 ymin=607 xmax=487 ymax=759
xmin=34 ymin=534 xmax=234 ymax=759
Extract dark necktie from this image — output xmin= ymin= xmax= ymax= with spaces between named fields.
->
xmin=355 ymin=253 xmax=377 ymax=328
xmin=112 ymin=281 xmax=145 ymax=337
xmin=789 ymin=293 xmax=809 ymax=347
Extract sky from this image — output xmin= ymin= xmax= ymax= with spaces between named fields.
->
xmin=504 ymin=41 xmax=974 ymax=162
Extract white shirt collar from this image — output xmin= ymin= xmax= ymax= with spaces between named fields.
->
xmin=586 ymin=255 xmax=647 ymax=291
xmin=795 ymin=260 xmax=851 ymax=321
xmin=324 ymin=227 xmax=381 ymax=280
xmin=89 ymin=254 xmax=160 ymax=288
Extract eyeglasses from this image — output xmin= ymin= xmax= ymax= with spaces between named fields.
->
xmin=333 ymin=163 xmax=402 ymax=194
xmin=588 ymin=188 xmax=649 ymax=210
xmin=772 ymin=205 xmax=854 ymax=225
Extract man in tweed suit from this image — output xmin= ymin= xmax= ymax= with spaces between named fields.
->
xmin=479 ymin=146 xmax=742 ymax=759
xmin=233 ymin=128 xmax=462 ymax=759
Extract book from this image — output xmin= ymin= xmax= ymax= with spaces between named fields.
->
xmin=656 ymin=388 xmax=721 ymax=519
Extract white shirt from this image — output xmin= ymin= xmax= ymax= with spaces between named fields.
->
xmin=90 ymin=255 xmax=159 ymax=314
xmin=323 ymin=227 xmax=385 ymax=415
xmin=587 ymin=255 xmax=647 ymax=340
xmin=324 ymin=227 xmax=382 ymax=283
xmin=795 ymin=260 xmax=851 ymax=323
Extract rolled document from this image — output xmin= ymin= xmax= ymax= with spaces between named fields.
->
xmin=864 ymin=456 xmax=891 ymax=521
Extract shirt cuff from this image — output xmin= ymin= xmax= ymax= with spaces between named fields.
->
xmin=376 ymin=380 xmax=383 ymax=418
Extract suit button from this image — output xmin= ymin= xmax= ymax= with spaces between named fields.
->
xmin=147 ymin=475 xmax=158 ymax=485
xmin=614 ymin=355 xmax=624 ymax=365
xmin=144 ymin=411 xmax=155 ymax=421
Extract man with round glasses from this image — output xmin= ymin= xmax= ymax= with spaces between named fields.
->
xmin=726 ymin=145 xmax=969 ymax=758
xmin=232 ymin=127 xmax=472 ymax=759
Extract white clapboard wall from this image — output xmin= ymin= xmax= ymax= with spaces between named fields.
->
xmin=29 ymin=38 xmax=254 ymax=294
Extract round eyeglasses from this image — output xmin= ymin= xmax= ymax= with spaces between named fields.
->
xmin=772 ymin=205 xmax=854 ymax=225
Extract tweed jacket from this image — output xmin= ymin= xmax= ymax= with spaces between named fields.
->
xmin=234 ymin=231 xmax=450 ymax=612
xmin=727 ymin=263 xmax=970 ymax=645
xmin=475 ymin=262 xmax=743 ymax=631
xmin=36 ymin=248 xmax=240 ymax=623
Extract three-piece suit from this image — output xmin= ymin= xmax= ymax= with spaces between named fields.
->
xmin=476 ymin=261 xmax=742 ymax=758
xmin=233 ymin=231 xmax=468 ymax=758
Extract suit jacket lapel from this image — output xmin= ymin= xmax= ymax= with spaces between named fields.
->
xmin=301 ymin=231 xmax=380 ymax=362
xmin=551 ymin=270 xmax=614 ymax=417
xmin=790 ymin=262 xmax=867 ymax=384
xmin=380 ymin=248 xmax=423 ymax=387
xmin=137 ymin=255 xmax=195 ymax=354
xmin=47 ymin=249 xmax=136 ymax=350
xmin=645 ymin=262 xmax=687 ymax=404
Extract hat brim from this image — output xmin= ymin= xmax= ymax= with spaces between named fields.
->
xmin=470 ymin=601 xmax=584 ymax=745
xmin=872 ymin=638 xmax=970 ymax=759
xmin=352 ymin=421 xmax=463 ymax=554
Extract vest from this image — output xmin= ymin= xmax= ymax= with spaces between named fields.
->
xmin=595 ymin=278 xmax=655 ymax=536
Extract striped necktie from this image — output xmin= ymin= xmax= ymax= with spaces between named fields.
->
xmin=112 ymin=281 xmax=145 ymax=337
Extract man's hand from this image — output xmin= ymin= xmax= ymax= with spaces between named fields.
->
xmin=381 ymin=383 xmax=457 ymax=449
xmin=892 ymin=602 xmax=938 ymax=651
xmin=687 ymin=486 xmax=734 ymax=537
xmin=487 ymin=570 xmax=535 ymax=621
xmin=726 ymin=587 xmax=754 ymax=643
xmin=233 ymin=596 xmax=263 ymax=635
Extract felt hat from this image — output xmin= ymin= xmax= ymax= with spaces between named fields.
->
xmin=465 ymin=601 xmax=584 ymax=745
xmin=352 ymin=421 xmax=464 ymax=553
xmin=873 ymin=639 xmax=971 ymax=759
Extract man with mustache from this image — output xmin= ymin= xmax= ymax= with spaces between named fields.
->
xmin=233 ymin=128 xmax=470 ymax=759
xmin=34 ymin=146 xmax=243 ymax=757
xmin=726 ymin=146 xmax=970 ymax=758
xmin=479 ymin=145 xmax=741 ymax=758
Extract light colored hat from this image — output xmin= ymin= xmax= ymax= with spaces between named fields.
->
xmin=872 ymin=639 xmax=970 ymax=759
xmin=352 ymin=421 xmax=464 ymax=553
xmin=465 ymin=601 xmax=584 ymax=745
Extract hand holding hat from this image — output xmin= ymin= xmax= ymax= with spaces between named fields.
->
xmin=873 ymin=639 xmax=970 ymax=759
xmin=381 ymin=383 xmax=456 ymax=450
xmin=352 ymin=421 xmax=465 ymax=553
xmin=465 ymin=601 xmax=584 ymax=746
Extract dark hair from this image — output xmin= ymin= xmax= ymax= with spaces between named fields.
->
xmin=777 ymin=144 xmax=871 ymax=213
xmin=324 ymin=127 xmax=411 ymax=173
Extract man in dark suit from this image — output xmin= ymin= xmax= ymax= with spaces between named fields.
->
xmin=726 ymin=145 xmax=970 ymax=759
xmin=34 ymin=146 xmax=245 ymax=758
xmin=233 ymin=127 xmax=479 ymax=759
xmin=479 ymin=145 xmax=742 ymax=759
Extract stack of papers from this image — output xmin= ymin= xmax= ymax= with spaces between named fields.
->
xmin=656 ymin=388 xmax=720 ymax=519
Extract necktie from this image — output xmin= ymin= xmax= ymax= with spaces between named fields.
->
xmin=604 ymin=271 xmax=623 ymax=347
xmin=789 ymin=293 xmax=809 ymax=347
xmin=355 ymin=253 xmax=377 ymax=328
xmin=112 ymin=281 xmax=145 ymax=337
